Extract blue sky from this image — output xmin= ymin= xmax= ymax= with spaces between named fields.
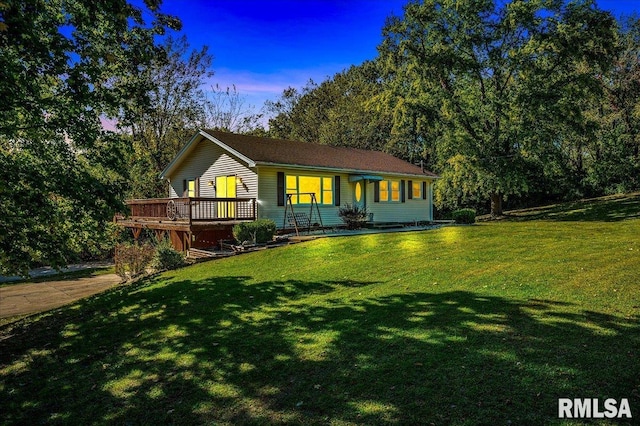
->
xmin=158 ymin=0 xmax=639 ymax=116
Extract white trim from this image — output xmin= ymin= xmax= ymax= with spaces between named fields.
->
xmin=159 ymin=130 xmax=258 ymax=180
xmin=159 ymin=131 xmax=203 ymax=179
xmin=201 ymin=132 xmax=257 ymax=168
xmin=256 ymin=161 xmax=438 ymax=180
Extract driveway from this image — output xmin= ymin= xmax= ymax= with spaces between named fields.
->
xmin=0 ymin=273 xmax=121 ymax=319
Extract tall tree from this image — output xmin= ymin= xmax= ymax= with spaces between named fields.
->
xmin=0 ymin=0 xmax=178 ymax=275
xmin=266 ymin=80 xmax=322 ymax=143
xmin=122 ymin=35 xmax=212 ymax=198
xmin=587 ymin=16 xmax=640 ymax=193
xmin=206 ymin=84 xmax=265 ymax=134
xmin=378 ymin=0 xmax=617 ymax=215
xmin=266 ymin=62 xmax=394 ymax=153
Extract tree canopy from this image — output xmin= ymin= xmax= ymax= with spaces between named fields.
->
xmin=266 ymin=1 xmax=636 ymax=217
xmin=0 ymin=0 xmax=179 ymax=274
xmin=378 ymin=0 xmax=618 ymax=215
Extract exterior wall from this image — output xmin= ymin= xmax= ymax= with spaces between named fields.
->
xmin=365 ymin=177 xmax=435 ymax=223
xmin=257 ymin=166 xmax=436 ymax=228
xmin=165 ymin=138 xmax=436 ymax=228
xmin=257 ymin=166 xmax=348 ymax=228
xmin=167 ymin=138 xmax=257 ymax=199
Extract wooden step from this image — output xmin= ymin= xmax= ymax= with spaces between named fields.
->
xmin=187 ymin=248 xmax=218 ymax=259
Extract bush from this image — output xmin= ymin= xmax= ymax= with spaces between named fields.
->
xmin=233 ymin=219 xmax=277 ymax=244
xmin=452 ymin=208 xmax=476 ymax=224
xmin=338 ymin=203 xmax=369 ymax=230
xmin=114 ymin=242 xmax=155 ymax=280
xmin=152 ymin=238 xmax=185 ymax=271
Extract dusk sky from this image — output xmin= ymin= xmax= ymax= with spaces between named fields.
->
xmin=157 ymin=0 xmax=640 ymax=118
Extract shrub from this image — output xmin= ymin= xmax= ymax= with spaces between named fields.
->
xmin=114 ymin=242 xmax=155 ymax=280
xmin=233 ymin=219 xmax=277 ymax=244
xmin=338 ymin=203 xmax=369 ymax=230
xmin=452 ymin=208 xmax=476 ymax=224
xmin=152 ymin=238 xmax=185 ymax=271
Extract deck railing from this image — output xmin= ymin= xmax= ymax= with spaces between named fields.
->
xmin=122 ymin=197 xmax=257 ymax=223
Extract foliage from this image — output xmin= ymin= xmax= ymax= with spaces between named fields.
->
xmin=122 ymin=35 xmax=213 ymax=199
xmin=151 ymin=238 xmax=185 ymax=271
xmin=338 ymin=203 xmax=369 ymax=230
xmin=0 ymin=0 xmax=178 ymax=275
xmin=266 ymin=62 xmax=392 ymax=152
xmin=206 ymin=84 xmax=265 ymax=134
xmin=0 ymin=134 xmax=129 ymax=275
xmin=378 ymin=0 xmax=618 ymax=217
xmin=232 ymin=219 xmax=277 ymax=244
xmin=1 ymin=197 xmax=638 ymax=424
xmin=583 ymin=17 xmax=640 ymax=194
xmin=452 ymin=208 xmax=476 ymax=224
xmin=114 ymin=242 xmax=155 ymax=280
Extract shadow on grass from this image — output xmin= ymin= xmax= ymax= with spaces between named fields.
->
xmin=504 ymin=193 xmax=640 ymax=222
xmin=1 ymin=275 xmax=638 ymax=425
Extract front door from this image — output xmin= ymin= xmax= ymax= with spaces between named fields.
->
xmin=216 ymin=176 xmax=237 ymax=218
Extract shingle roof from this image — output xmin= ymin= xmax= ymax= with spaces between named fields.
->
xmin=203 ymin=130 xmax=438 ymax=177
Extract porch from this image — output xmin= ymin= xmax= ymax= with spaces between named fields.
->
xmin=115 ymin=197 xmax=257 ymax=251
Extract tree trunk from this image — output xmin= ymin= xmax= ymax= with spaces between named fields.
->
xmin=490 ymin=192 xmax=503 ymax=217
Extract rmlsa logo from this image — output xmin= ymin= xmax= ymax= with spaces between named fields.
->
xmin=558 ymin=398 xmax=632 ymax=419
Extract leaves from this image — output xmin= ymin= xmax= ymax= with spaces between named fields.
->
xmin=0 ymin=0 xmax=178 ymax=275
xmin=378 ymin=0 xmax=619 ymax=215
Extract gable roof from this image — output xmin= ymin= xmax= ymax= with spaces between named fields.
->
xmin=160 ymin=130 xmax=438 ymax=179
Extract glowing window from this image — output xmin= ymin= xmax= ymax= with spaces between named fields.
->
xmin=379 ymin=181 xmax=389 ymax=202
xmin=322 ymin=177 xmax=333 ymax=205
xmin=286 ymin=175 xmax=333 ymax=205
xmin=390 ymin=180 xmax=400 ymax=201
xmin=286 ymin=175 xmax=298 ymax=204
xmin=412 ymin=181 xmax=421 ymax=199
xmin=354 ymin=181 xmax=362 ymax=202
xmin=378 ymin=180 xmax=401 ymax=202
xmin=187 ymin=179 xmax=196 ymax=197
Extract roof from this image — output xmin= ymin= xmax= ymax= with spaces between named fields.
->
xmin=160 ymin=130 xmax=439 ymax=179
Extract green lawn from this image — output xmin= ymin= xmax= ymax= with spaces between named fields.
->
xmin=1 ymin=196 xmax=639 ymax=425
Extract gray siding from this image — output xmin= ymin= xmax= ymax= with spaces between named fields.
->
xmin=366 ymin=178 xmax=434 ymax=223
xmin=257 ymin=166 xmax=346 ymax=227
xmin=165 ymin=139 xmax=435 ymax=227
xmin=257 ymin=166 xmax=435 ymax=228
xmin=168 ymin=139 xmax=257 ymax=199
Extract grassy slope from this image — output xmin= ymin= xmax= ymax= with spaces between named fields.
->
xmin=1 ymin=195 xmax=639 ymax=425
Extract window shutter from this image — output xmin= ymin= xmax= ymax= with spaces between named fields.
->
xmin=334 ymin=176 xmax=341 ymax=206
xmin=374 ymin=181 xmax=380 ymax=202
xmin=401 ymin=180 xmax=406 ymax=203
xmin=195 ymin=177 xmax=200 ymax=197
xmin=182 ymin=179 xmax=187 ymax=197
xmin=277 ymin=172 xmax=285 ymax=206
xmin=408 ymin=180 xmax=413 ymax=199
xmin=422 ymin=181 xmax=427 ymax=200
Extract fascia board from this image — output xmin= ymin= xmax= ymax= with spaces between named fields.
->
xmin=158 ymin=131 xmax=204 ymax=179
xmin=201 ymin=131 xmax=257 ymax=167
xmin=256 ymin=162 xmax=439 ymax=179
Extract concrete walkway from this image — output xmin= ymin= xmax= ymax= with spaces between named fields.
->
xmin=0 ymin=260 xmax=114 ymax=283
xmin=0 ymin=272 xmax=121 ymax=319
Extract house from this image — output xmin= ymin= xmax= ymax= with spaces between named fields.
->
xmin=116 ymin=130 xmax=439 ymax=252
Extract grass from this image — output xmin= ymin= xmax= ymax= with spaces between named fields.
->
xmin=0 ymin=195 xmax=639 ymax=425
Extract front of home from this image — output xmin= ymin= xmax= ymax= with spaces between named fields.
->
xmin=116 ymin=130 xmax=438 ymax=251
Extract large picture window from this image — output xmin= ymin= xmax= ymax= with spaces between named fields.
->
xmin=286 ymin=175 xmax=333 ymax=205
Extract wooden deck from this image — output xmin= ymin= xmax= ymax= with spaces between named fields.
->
xmin=115 ymin=197 xmax=257 ymax=251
